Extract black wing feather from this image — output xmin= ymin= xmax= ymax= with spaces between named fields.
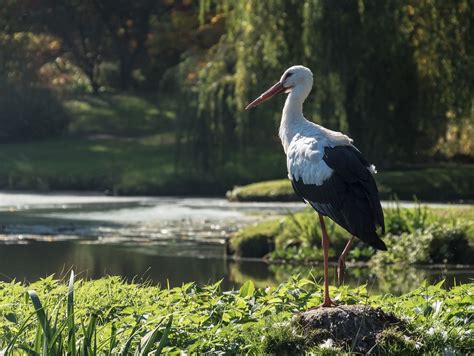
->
xmin=291 ymin=145 xmax=386 ymax=250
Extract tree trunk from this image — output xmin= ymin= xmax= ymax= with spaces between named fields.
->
xmin=119 ymin=56 xmax=133 ymax=90
xmin=84 ymin=66 xmax=100 ymax=95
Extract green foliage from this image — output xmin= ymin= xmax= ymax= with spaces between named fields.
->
xmin=232 ymin=210 xmax=347 ymax=261
xmin=0 ymin=82 xmax=71 ymax=141
xmin=1 ymin=272 xmax=172 ymax=355
xmin=231 ymin=205 xmax=474 ymax=266
xmin=276 ymin=210 xmax=348 ymax=249
xmin=371 ymin=225 xmax=473 ymax=266
xmin=384 ymin=203 xmax=432 ymax=235
xmin=372 ymin=203 xmax=474 ymax=265
xmin=190 ymin=0 xmax=474 ymax=163
xmin=0 ymin=276 xmax=471 ymax=354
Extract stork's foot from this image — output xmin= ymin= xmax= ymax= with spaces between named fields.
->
xmin=307 ymin=298 xmax=338 ymax=311
xmin=319 ymin=297 xmax=338 ymax=308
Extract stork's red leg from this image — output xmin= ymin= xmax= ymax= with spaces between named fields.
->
xmin=337 ymin=237 xmax=354 ymax=286
xmin=318 ymin=214 xmax=337 ymax=307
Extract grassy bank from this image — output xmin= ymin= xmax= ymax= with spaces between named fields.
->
xmin=0 ymin=137 xmax=287 ymax=195
xmin=0 ymin=275 xmax=471 ymax=354
xmin=227 ymin=163 xmax=474 ymax=202
xmin=2 ymin=134 xmax=472 ymax=199
xmin=230 ymin=205 xmax=474 ymax=266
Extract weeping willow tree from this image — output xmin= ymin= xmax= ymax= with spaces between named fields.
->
xmin=178 ymin=0 xmax=473 ymax=168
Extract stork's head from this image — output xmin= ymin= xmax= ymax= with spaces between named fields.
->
xmin=245 ymin=65 xmax=313 ymax=110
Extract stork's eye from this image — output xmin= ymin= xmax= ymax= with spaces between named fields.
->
xmin=284 ymin=72 xmax=293 ymax=80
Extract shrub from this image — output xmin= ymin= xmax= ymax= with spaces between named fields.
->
xmin=384 ymin=203 xmax=432 ymax=235
xmin=429 ymin=225 xmax=473 ymax=264
xmin=370 ymin=224 xmax=472 ymax=266
xmin=0 ymin=82 xmax=70 ymax=141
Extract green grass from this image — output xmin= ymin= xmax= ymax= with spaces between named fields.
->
xmin=0 ymin=137 xmax=287 ymax=195
xmin=231 ymin=205 xmax=474 ymax=265
xmin=0 ymin=137 xmax=178 ymax=194
xmin=227 ymin=163 xmax=474 ymax=202
xmin=65 ymin=93 xmax=176 ymax=136
xmin=227 ymin=179 xmax=297 ymax=202
xmin=0 ymin=275 xmax=471 ymax=354
xmin=2 ymin=134 xmax=472 ymax=199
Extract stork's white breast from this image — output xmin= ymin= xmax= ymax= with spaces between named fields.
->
xmin=287 ymin=134 xmax=333 ymax=186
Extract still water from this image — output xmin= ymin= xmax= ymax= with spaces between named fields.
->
xmin=0 ymin=192 xmax=471 ymax=294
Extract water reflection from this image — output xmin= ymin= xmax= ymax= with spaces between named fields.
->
xmin=0 ymin=193 xmax=471 ymax=294
xmin=0 ymin=241 xmax=232 ymax=287
xmin=229 ymin=260 xmax=472 ymax=294
xmin=0 ymin=241 xmax=471 ymax=295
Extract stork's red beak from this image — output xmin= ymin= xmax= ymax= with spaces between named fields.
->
xmin=245 ymin=81 xmax=285 ymax=110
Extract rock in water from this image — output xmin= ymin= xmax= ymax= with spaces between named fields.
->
xmin=296 ymin=305 xmax=404 ymax=353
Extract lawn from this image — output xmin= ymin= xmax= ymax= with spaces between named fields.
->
xmin=227 ymin=163 xmax=474 ymax=202
xmin=64 ymin=93 xmax=176 ymax=136
xmin=0 ymin=136 xmax=287 ymax=195
xmin=1 ymin=134 xmax=472 ymax=199
xmin=0 ymin=274 xmax=471 ymax=354
xmin=0 ymin=137 xmax=177 ymax=194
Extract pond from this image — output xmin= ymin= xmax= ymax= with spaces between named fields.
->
xmin=0 ymin=192 xmax=472 ymax=294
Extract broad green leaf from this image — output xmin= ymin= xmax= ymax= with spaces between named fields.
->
xmin=239 ymin=281 xmax=255 ymax=298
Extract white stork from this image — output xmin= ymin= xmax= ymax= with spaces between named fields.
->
xmin=245 ymin=65 xmax=386 ymax=307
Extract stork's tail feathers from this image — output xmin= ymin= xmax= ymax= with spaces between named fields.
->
xmin=368 ymin=237 xmax=387 ymax=251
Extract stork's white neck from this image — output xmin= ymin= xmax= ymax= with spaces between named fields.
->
xmin=279 ymin=86 xmax=309 ymax=152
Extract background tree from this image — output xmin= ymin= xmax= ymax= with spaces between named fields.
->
xmin=25 ymin=0 xmax=107 ymax=93
xmin=189 ymin=0 xmax=473 ymax=164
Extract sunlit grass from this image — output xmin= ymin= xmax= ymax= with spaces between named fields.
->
xmin=65 ymin=93 xmax=176 ymax=136
xmin=0 ymin=137 xmax=177 ymax=194
xmin=0 ymin=138 xmax=286 ymax=195
xmin=231 ymin=204 xmax=474 ymax=265
xmin=227 ymin=163 xmax=474 ymax=202
xmin=0 ymin=275 xmax=471 ymax=354
xmin=0 ymin=131 xmax=472 ymax=198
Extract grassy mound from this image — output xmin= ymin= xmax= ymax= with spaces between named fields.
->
xmin=227 ymin=179 xmax=297 ymax=202
xmin=226 ymin=164 xmax=474 ymax=202
xmin=0 ymin=275 xmax=471 ymax=354
xmin=230 ymin=205 xmax=474 ymax=265
xmin=297 ymin=305 xmax=405 ymax=354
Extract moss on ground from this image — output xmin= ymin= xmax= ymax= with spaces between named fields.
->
xmin=230 ymin=219 xmax=280 ymax=257
xmin=227 ymin=179 xmax=297 ymax=202
xmin=226 ymin=164 xmax=474 ymax=202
